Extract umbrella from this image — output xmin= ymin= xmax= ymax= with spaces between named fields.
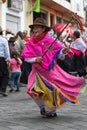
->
xmin=52 ymin=23 xmax=74 ymax=36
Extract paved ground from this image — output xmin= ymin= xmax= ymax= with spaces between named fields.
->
xmin=0 ymin=86 xmax=87 ymax=130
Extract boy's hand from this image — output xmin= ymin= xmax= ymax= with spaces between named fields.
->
xmin=62 ymin=47 xmax=69 ymax=54
xmin=36 ymin=57 xmax=42 ymax=63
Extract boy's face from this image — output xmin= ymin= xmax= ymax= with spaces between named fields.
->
xmin=33 ymin=25 xmax=45 ymax=36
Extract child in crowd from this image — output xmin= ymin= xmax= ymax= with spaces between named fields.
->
xmin=9 ymin=52 xmax=22 ymax=92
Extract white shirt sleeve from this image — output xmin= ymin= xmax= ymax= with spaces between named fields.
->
xmin=24 ymin=57 xmax=36 ymax=63
xmin=25 ymin=49 xmax=66 ymax=62
xmin=58 ymin=49 xmax=65 ymax=60
xmin=71 ymin=38 xmax=86 ymax=52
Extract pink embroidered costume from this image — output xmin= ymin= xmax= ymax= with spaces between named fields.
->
xmin=21 ymin=18 xmax=87 ymax=117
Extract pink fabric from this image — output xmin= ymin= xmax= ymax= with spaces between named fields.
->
xmin=21 ymin=34 xmax=62 ymax=69
xmin=27 ymin=63 xmax=85 ymax=97
xmin=21 ymin=33 xmax=85 ymax=98
xmin=10 ymin=58 xmax=22 ymax=71
xmin=67 ymin=47 xmax=82 ymax=57
xmin=70 ymin=47 xmax=82 ymax=56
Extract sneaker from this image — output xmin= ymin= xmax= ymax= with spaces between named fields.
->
xmin=15 ymin=89 xmax=20 ymax=92
xmin=9 ymin=89 xmax=14 ymax=92
xmin=2 ymin=92 xmax=8 ymax=97
xmin=0 ymin=91 xmax=8 ymax=96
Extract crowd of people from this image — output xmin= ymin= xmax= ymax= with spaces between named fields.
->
xmin=0 ymin=27 xmax=30 ymax=96
xmin=57 ymin=30 xmax=87 ymax=78
xmin=0 ymin=17 xmax=87 ymax=118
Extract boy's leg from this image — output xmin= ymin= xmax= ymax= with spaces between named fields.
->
xmin=9 ymin=73 xmax=15 ymax=91
xmin=15 ymin=72 xmax=21 ymax=91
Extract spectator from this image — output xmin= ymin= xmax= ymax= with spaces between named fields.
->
xmin=14 ymin=31 xmax=25 ymax=57
xmin=23 ymin=30 xmax=29 ymax=42
xmin=8 ymin=37 xmax=16 ymax=57
xmin=0 ymin=26 xmax=10 ymax=96
xmin=69 ymin=30 xmax=87 ymax=77
xmin=9 ymin=52 xmax=22 ymax=92
xmin=6 ymin=28 xmax=14 ymax=41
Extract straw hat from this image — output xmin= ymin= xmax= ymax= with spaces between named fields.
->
xmin=6 ymin=28 xmax=12 ymax=33
xmin=29 ymin=17 xmax=51 ymax=31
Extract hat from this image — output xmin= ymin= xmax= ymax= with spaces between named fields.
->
xmin=6 ymin=28 xmax=12 ymax=33
xmin=0 ymin=26 xmax=2 ymax=33
xmin=29 ymin=17 xmax=51 ymax=31
xmin=8 ymin=37 xmax=16 ymax=43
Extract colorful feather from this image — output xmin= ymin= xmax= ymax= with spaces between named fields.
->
xmin=72 ymin=13 xmax=83 ymax=31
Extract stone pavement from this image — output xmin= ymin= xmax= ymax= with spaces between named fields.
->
xmin=0 ymin=86 xmax=87 ymax=130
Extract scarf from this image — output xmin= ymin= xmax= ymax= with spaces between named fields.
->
xmin=32 ymin=32 xmax=47 ymax=43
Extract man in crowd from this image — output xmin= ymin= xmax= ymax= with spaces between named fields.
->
xmin=0 ymin=26 xmax=10 ymax=96
xmin=70 ymin=30 xmax=87 ymax=77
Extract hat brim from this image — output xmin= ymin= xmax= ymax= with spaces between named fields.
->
xmin=8 ymin=37 xmax=15 ymax=42
xmin=29 ymin=23 xmax=51 ymax=31
xmin=8 ymin=39 xmax=15 ymax=42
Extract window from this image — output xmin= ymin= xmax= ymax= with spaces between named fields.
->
xmin=63 ymin=19 xmax=68 ymax=24
xmin=56 ymin=16 xmax=61 ymax=23
xmin=8 ymin=0 xmax=23 ymax=11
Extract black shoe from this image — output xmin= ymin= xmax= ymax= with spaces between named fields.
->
xmin=9 ymin=89 xmax=14 ymax=92
xmin=46 ymin=113 xmax=57 ymax=118
xmin=40 ymin=108 xmax=45 ymax=116
xmin=15 ymin=89 xmax=20 ymax=92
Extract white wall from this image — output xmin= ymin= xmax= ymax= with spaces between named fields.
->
xmin=53 ymin=0 xmax=84 ymax=18
xmin=1 ymin=1 xmax=25 ymax=34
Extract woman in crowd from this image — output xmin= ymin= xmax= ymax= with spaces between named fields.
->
xmin=21 ymin=17 xmax=87 ymax=117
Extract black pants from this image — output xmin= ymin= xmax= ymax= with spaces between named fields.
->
xmin=72 ymin=53 xmax=86 ymax=77
xmin=57 ymin=55 xmax=75 ymax=73
xmin=20 ymin=61 xmax=32 ymax=84
xmin=0 ymin=57 xmax=9 ymax=92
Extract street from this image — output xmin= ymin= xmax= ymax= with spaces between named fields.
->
xmin=0 ymin=86 xmax=87 ymax=130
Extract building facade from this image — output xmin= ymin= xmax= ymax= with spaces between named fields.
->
xmin=84 ymin=0 xmax=87 ymax=24
xmin=0 ymin=0 xmax=25 ymax=34
xmin=0 ymin=0 xmax=85 ymax=35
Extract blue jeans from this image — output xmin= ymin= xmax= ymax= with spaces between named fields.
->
xmin=9 ymin=72 xmax=21 ymax=90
